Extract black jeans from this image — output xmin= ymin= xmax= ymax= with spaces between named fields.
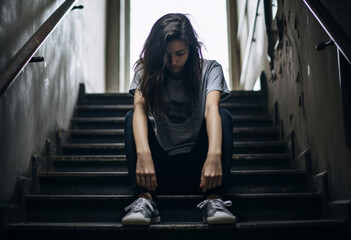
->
xmin=124 ymin=108 xmax=233 ymax=198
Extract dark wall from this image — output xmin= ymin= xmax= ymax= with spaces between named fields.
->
xmin=320 ymin=0 xmax=351 ymax=39
xmin=0 ymin=0 xmax=107 ymax=202
xmin=264 ymin=0 xmax=351 ymax=200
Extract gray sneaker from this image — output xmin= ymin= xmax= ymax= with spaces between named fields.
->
xmin=122 ymin=198 xmax=161 ymax=225
xmin=197 ymin=199 xmax=236 ymax=224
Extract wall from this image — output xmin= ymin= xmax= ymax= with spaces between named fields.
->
xmin=0 ymin=0 xmax=106 ymax=203
xmin=264 ymin=0 xmax=351 ymax=200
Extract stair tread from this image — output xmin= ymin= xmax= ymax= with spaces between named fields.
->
xmin=75 ymin=102 xmax=263 ymax=109
xmin=83 ymin=91 xmax=262 ymax=98
xmin=71 ymin=116 xmax=272 ymax=121
xmin=232 ymin=115 xmax=271 ymax=119
xmin=61 ymin=141 xmax=286 ymax=147
xmin=71 ymin=117 xmax=125 ymax=122
xmin=235 ymin=141 xmax=286 ymax=145
xmin=52 ymin=155 xmax=126 ymax=161
xmin=6 ymin=219 xmax=345 ymax=230
xmin=67 ymin=130 xmax=125 ymax=134
xmin=233 ymin=127 xmax=280 ymax=132
xmin=66 ymin=127 xmax=279 ymax=134
xmin=26 ymin=192 xmax=322 ymax=200
xmin=76 ymin=105 xmax=133 ymax=109
xmin=85 ymin=93 xmax=131 ymax=97
xmin=39 ymin=169 xmax=304 ymax=177
xmin=53 ymin=153 xmax=290 ymax=160
xmin=231 ymin=169 xmax=304 ymax=175
xmin=62 ymin=143 xmax=125 ymax=148
xmin=233 ymin=153 xmax=290 ymax=159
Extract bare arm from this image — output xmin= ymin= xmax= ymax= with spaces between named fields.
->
xmin=133 ymin=90 xmax=157 ymax=192
xmin=199 ymin=90 xmax=223 ymax=192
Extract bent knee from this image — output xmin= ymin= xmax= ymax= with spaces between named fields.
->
xmin=125 ymin=110 xmax=134 ymax=121
xmin=219 ymin=108 xmax=231 ymax=119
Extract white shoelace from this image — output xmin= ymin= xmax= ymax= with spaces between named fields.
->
xmin=124 ymin=198 xmax=154 ymax=212
xmin=197 ymin=199 xmax=232 ymax=210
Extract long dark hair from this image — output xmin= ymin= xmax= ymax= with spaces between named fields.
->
xmin=135 ymin=13 xmax=203 ymax=114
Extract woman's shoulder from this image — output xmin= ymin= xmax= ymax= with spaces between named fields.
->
xmin=132 ymin=63 xmax=144 ymax=81
xmin=202 ymin=59 xmax=222 ymax=70
xmin=201 ymin=59 xmax=224 ymax=77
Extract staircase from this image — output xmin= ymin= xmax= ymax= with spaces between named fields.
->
xmin=5 ymin=84 xmax=349 ymax=240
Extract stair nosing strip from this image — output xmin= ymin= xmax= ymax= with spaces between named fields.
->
xmin=38 ymin=169 xmax=305 ymax=177
xmin=52 ymin=154 xmax=290 ymax=162
xmin=76 ymin=105 xmax=133 ymax=109
xmin=25 ymin=192 xmax=323 ymax=200
xmin=65 ymin=130 xmax=125 ymax=135
xmin=60 ymin=142 xmax=287 ymax=147
xmin=85 ymin=93 xmax=131 ymax=97
xmin=66 ymin=127 xmax=279 ymax=133
xmin=53 ymin=153 xmax=290 ymax=158
xmin=53 ymin=155 xmax=126 ymax=158
xmin=75 ymin=103 xmax=265 ymax=109
xmin=71 ymin=117 xmax=125 ymax=121
xmin=61 ymin=143 xmax=125 ymax=148
xmin=233 ymin=127 xmax=280 ymax=132
xmin=232 ymin=153 xmax=290 ymax=158
xmin=8 ymin=219 xmax=345 ymax=231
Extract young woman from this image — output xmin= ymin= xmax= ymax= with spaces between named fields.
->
xmin=122 ymin=13 xmax=236 ymax=225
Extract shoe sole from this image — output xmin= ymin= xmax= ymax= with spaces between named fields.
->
xmin=204 ymin=216 xmax=237 ymax=225
xmin=122 ymin=216 xmax=161 ymax=226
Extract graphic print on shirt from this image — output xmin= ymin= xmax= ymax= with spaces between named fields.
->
xmin=163 ymin=100 xmax=193 ymax=131
xmin=164 ymin=100 xmax=192 ymax=123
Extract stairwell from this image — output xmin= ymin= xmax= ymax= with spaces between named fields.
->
xmin=5 ymin=84 xmax=349 ymax=240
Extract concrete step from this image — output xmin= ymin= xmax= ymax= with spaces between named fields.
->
xmin=24 ymin=193 xmax=323 ymax=223
xmin=80 ymin=91 xmax=265 ymax=106
xmin=83 ymin=93 xmax=133 ymax=105
xmin=37 ymin=169 xmax=307 ymax=195
xmin=70 ymin=116 xmax=274 ymax=130
xmin=70 ymin=117 xmax=125 ymax=130
xmin=222 ymin=91 xmax=265 ymax=103
xmin=233 ymin=127 xmax=280 ymax=141
xmin=74 ymin=102 xmax=265 ymax=118
xmin=59 ymin=142 xmax=288 ymax=155
xmin=26 ymin=193 xmax=322 ymax=222
xmin=234 ymin=142 xmax=287 ymax=154
xmin=232 ymin=153 xmax=290 ymax=170
xmin=75 ymin=105 xmax=132 ymax=118
xmin=233 ymin=115 xmax=273 ymax=127
xmin=6 ymin=220 xmax=348 ymax=240
xmin=52 ymin=155 xmax=127 ymax=172
xmin=65 ymin=130 xmax=125 ymax=144
xmin=63 ymin=127 xmax=280 ymax=144
xmin=52 ymin=153 xmax=291 ymax=172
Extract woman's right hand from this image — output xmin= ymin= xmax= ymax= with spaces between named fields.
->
xmin=136 ymin=152 xmax=158 ymax=191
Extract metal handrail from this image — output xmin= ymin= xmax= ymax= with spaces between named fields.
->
xmin=0 ymin=0 xmax=79 ymax=97
xmin=303 ymin=0 xmax=351 ymax=64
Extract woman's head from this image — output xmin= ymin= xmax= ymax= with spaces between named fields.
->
xmin=142 ymin=13 xmax=202 ymax=74
xmin=136 ymin=13 xmax=203 ymax=113
xmin=165 ymin=39 xmax=189 ymax=78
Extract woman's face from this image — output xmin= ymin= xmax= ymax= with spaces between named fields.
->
xmin=165 ymin=40 xmax=189 ymax=78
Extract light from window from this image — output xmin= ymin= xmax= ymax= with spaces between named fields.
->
xmin=272 ymin=0 xmax=278 ymax=19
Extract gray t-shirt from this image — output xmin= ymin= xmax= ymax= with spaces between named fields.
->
xmin=129 ymin=59 xmax=230 ymax=156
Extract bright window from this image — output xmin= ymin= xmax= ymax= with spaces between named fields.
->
xmin=130 ymin=0 xmax=230 ymax=88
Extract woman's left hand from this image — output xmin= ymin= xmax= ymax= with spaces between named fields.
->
xmin=200 ymin=153 xmax=223 ymax=192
